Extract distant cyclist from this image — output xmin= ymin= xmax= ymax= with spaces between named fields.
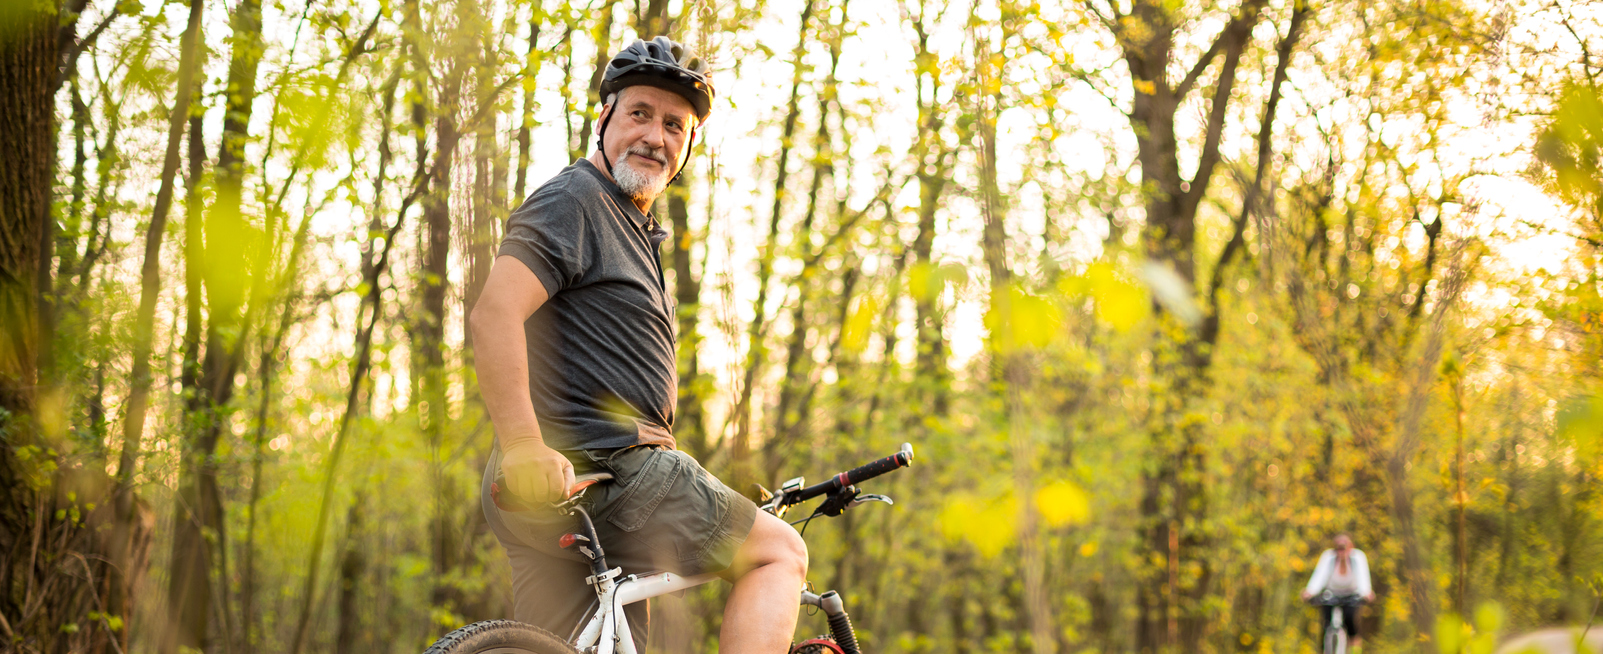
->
xmin=1301 ymin=534 xmax=1375 ymax=651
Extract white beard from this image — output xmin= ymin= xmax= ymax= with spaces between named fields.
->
xmin=613 ymin=149 xmax=672 ymax=203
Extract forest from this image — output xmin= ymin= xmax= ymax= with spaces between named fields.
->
xmin=2 ymin=0 xmax=1603 ymax=651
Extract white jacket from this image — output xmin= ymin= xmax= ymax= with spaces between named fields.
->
xmin=1304 ymin=549 xmax=1373 ymax=597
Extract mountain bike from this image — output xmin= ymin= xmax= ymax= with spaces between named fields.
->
xmin=1310 ymin=591 xmax=1363 ymax=654
xmin=424 ymin=443 xmax=916 ymax=654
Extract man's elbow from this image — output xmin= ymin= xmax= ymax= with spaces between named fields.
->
xmin=469 ymin=300 xmax=503 ymax=344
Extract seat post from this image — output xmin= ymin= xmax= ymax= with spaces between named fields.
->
xmin=570 ymin=505 xmax=610 ymax=578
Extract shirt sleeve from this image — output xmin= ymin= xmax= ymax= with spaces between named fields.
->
xmin=1305 ymin=550 xmax=1334 ymax=595
xmin=497 ymin=187 xmax=591 ymax=295
xmin=1353 ymin=550 xmax=1373 ymax=597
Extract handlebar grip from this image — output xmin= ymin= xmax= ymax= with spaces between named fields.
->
xmin=843 ymin=450 xmax=912 ymax=486
xmin=785 ymin=444 xmax=914 ymax=505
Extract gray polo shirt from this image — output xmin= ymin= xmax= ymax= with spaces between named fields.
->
xmin=496 ymin=158 xmax=676 ymax=452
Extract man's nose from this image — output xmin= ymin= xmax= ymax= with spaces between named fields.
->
xmin=639 ymin=119 xmax=666 ymax=149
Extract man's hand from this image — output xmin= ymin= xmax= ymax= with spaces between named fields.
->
xmin=1300 ymin=590 xmax=1314 ymax=601
xmin=502 ymin=438 xmax=575 ymax=505
xmin=1363 ymin=592 xmax=1375 ymax=603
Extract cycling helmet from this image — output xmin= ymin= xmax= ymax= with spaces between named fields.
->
xmin=595 ymin=37 xmax=713 ymax=186
xmin=600 ymin=37 xmax=715 ymax=121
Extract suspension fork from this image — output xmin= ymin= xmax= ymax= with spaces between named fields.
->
xmin=801 ymin=590 xmax=861 ymax=654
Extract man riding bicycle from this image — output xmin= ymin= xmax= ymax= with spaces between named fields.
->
xmin=469 ymin=37 xmax=807 ymax=654
xmin=1301 ymin=533 xmax=1375 ymax=651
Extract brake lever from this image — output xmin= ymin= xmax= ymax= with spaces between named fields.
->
xmin=847 ymin=493 xmax=893 ymax=509
xmin=815 ymin=486 xmax=860 ymax=517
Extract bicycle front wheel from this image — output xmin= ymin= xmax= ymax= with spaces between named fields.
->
xmin=424 ymin=620 xmax=579 ymax=654
xmin=1323 ymin=625 xmax=1346 ymax=654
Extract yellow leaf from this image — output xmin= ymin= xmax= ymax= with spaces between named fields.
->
xmin=985 ymin=285 xmax=1061 ymax=352
xmin=1035 ymin=480 xmax=1090 ymax=527
xmin=841 ymin=295 xmax=880 ymax=354
xmin=939 ymin=494 xmax=1019 ymax=558
xmin=1133 ymin=79 xmax=1156 ymax=95
xmin=1085 ymin=263 xmax=1148 ymax=331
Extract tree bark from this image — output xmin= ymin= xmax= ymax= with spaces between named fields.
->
xmin=0 ymin=0 xmax=69 ymax=649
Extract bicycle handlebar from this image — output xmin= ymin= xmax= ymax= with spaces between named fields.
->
xmin=782 ymin=443 xmax=914 ymax=507
xmin=1308 ymin=593 xmax=1364 ymax=607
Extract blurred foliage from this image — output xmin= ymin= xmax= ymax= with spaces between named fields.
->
xmin=9 ymin=0 xmax=1603 ymax=651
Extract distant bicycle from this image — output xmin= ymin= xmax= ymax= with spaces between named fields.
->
xmin=1310 ymin=590 xmax=1364 ymax=654
xmin=424 ymin=443 xmax=917 ymax=654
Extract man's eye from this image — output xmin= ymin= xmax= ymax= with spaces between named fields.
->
xmin=631 ymin=110 xmax=647 ymax=119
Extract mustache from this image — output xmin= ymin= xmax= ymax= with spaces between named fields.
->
xmin=626 ymin=146 xmax=668 ymax=165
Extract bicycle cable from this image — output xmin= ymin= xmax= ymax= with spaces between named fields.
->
xmin=790 ymin=509 xmax=823 ymax=537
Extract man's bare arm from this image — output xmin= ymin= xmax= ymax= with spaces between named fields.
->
xmin=470 ymin=255 xmax=575 ymax=504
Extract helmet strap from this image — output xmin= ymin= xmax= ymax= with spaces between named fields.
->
xmin=670 ymin=126 xmax=697 ymax=186
xmin=596 ymin=103 xmax=617 ymax=177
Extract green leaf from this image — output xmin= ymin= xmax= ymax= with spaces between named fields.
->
xmin=1557 ymin=393 xmax=1603 ymax=462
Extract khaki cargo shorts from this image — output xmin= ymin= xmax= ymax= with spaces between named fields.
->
xmin=480 ymin=444 xmax=758 ymax=647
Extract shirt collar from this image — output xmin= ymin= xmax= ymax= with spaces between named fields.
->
xmin=575 ymin=158 xmax=655 ymax=228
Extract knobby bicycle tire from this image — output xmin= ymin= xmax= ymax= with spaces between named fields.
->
xmin=424 ymin=620 xmax=579 ymax=654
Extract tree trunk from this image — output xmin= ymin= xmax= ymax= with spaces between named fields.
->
xmin=289 ymin=160 xmax=429 ymax=654
xmin=513 ymin=2 xmax=547 ymax=203
xmin=667 ymin=171 xmax=706 ymax=457
xmin=165 ymin=92 xmax=216 ymax=654
xmin=971 ymin=15 xmax=1053 ymax=653
xmin=0 ymin=0 xmax=68 ymax=650
xmin=908 ymin=0 xmax=952 ymax=413
xmin=574 ymin=0 xmax=618 ymax=159
xmin=99 ymin=0 xmax=203 ymax=650
xmin=334 ymin=495 xmax=367 ymax=654
xmin=634 ymin=0 xmax=671 ymax=36
xmin=730 ymin=0 xmax=814 ymax=493
xmin=1116 ymin=0 xmax=1264 ymax=648
xmin=422 ymin=60 xmax=463 ymax=620
xmin=769 ymin=0 xmax=847 ymax=482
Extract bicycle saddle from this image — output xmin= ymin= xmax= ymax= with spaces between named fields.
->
xmin=569 ymin=472 xmax=614 ymax=496
xmin=490 ymin=472 xmax=615 ymax=512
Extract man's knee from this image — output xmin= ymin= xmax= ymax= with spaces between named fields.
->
xmin=731 ymin=512 xmax=808 ymax=580
xmin=770 ymin=518 xmax=808 ymax=578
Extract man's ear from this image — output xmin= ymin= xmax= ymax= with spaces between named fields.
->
xmin=594 ymin=103 xmax=613 ymax=152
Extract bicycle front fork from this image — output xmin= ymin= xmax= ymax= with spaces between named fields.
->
xmin=801 ymin=590 xmax=860 ymax=654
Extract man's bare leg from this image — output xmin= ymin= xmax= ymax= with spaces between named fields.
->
xmin=718 ymin=512 xmax=809 ymax=653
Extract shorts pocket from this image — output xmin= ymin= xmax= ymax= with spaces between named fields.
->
xmin=605 ymin=448 xmax=682 ymax=532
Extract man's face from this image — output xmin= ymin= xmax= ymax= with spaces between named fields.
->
xmin=1334 ymin=535 xmax=1353 ymax=553
xmin=601 ymin=85 xmax=698 ymax=203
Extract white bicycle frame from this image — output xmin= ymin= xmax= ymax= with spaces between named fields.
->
xmin=1326 ymin=608 xmax=1346 ymax=654
xmin=570 ymin=568 xmax=719 ymax=654
xmin=1319 ymin=595 xmax=1356 ymax=654
xmin=567 ymin=569 xmax=839 ymax=654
